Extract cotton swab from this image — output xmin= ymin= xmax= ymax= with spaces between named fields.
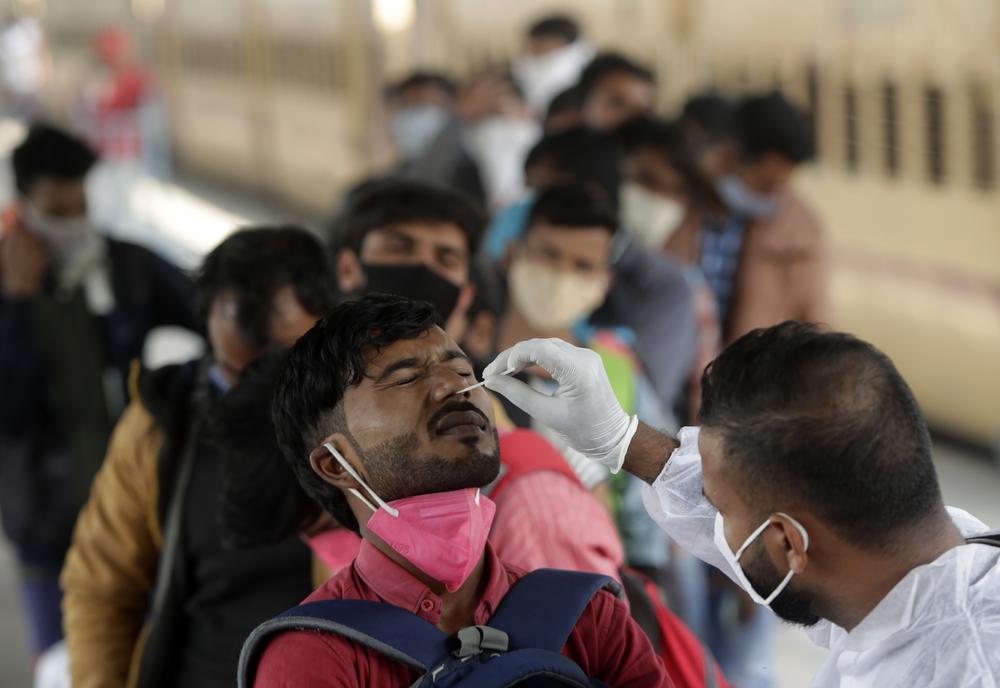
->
xmin=454 ymin=366 xmax=517 ymax=395
xmin=455 ymin=379 xmax=490 ymax=395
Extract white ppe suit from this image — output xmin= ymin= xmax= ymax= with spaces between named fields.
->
xmin=642 ymin=426 xmax=1000 ymax=688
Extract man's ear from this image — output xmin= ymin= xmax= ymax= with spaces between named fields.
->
xmin=770 ymin=513 xmax=810 ymax=575
xmin=336 ymin=248 xmax=365 ymax=294
xmin=308 ymin=433 xmax=366 ymax=492
xmin=463 ymin=310 xmax=497 ymax=361
xmin=444 ymin=282 xmax=475 ymax=342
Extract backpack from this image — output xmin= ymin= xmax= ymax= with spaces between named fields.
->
xmin=966 ymin=530 xmax=1000 ymax=547
xmin=491 ymin=429 xmax=728 ymax=688
xmin=238 ymin=568 xmax=615 ymax=688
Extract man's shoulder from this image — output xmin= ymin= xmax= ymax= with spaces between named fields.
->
xmin=297 ymin=558 xmax=368 ymax=604
xmin=106 ymin=237 xmax=187 ymax=284
xmin=615 ymin=239 xmax=692 ymax=291
xmin=135 ymin=358 xmax=203 ymax=428
xmin=254 ymin=620 xmax=356 ymax=687
xmin=105 ymin=236 xmax=160 ymax=265
xmin=252 ymin=564 xmax=384 ymax=686
xmin=750 ymin=191 xmax=824 ymax=257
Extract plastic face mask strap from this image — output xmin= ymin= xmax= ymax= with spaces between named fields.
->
xmin=321 ymin=442 xmax=399 ymax=518
xmin=734 ymin=512 xmax=811 ymax=605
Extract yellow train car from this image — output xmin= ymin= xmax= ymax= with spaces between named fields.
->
xmin=29 ymin=0 xmax=1000 ymax=450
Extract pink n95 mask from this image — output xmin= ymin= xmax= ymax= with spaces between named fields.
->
xmin=323 ymin=442 xmax=496 ymax=593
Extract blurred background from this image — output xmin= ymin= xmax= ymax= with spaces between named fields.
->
xmin=0 ymin=0 xmax=998 ymax=685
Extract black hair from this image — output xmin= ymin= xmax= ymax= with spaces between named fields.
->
xmin=614 ymin=115 xmax=723 ymax=211
xmin=195 ymin=226 xmax=337 ymax=347
xmin=523 ymin=125 xmax=622 ymax=207
xmin=387 ymin=71 xmax=457 ymax=101
xmin=700 ymin=322 xmax=943 ymax=551
xmin=545 ymin=85 xmax=582 ymax=121
xmin=272 ymin=294 xmax=439 ymax=534
xmin=12 ymin=122 xmax=98 ymax=195
xmin=681 ymin=93 xmax=734 ymax=144
xmin=732 ymin=92 xmax=814 ymax=164
xmin=527 ymin=14 xmax=579 ymax=43
xmin=336 ymin=177 xmax=486 ymax=256
xmin=577 ymin=52 xmax=655 ymax=103
xmin=525 ymin=183 xmax=617 ymax=236
xmin=326 ymin=175 xmax=392 ymax=248
xmin=210 ymin=351 xmax=319 ymax=549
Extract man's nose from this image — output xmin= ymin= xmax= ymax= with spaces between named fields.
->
xmin=429 ymin=366 xmax=471 ymax=402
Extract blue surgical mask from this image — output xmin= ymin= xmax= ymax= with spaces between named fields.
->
xmin=717 ymin=175 xmax=779 ymax=219
xmin=391 ymin=105 xmax=449 ymax=160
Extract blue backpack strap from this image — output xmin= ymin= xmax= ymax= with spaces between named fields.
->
xmin=967 ymin=529 xmax=1000 ymax=547
xmin=486 ymin=569 xmax=619 ymax=653
xmin=237 ymin=599 xmax=450 ymax=688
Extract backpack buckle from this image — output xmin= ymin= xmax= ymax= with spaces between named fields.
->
xmin=453 ymin=625 xmax=509 ymax=658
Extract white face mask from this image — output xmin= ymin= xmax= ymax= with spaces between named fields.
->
xmin=716 ymin=174 xmax=779 ymax=219
xmin=466 ymin=116 xmax=541 ymax=210
xmin=619 ymin=182 xmax=686 ymax=250
xmin=22 ymin=202 xmax=112 ymax=310
xmin=713 ymin=511 xmax=809 ymax=607
xmin=508 ymin=257 xmax=609 ymax=331
xmin=391 ymin=105 xmax=450 ymax=160
xmin=22 ymin=203 xmax=92 ymax=256
xmin=513 ymin=41 xmax=594 ymax=113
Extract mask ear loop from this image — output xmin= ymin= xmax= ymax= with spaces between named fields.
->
xmin=321 ymin=442 xmax=399 ymax=517
xmin=733 ymin=518 xmax=775 ymax=562
xmin=754 ymin=512 xmax=811 ymax=606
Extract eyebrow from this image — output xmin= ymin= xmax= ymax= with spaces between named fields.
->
xmin=435 ymin=244 xmax=466 ymax=257
xmin=443 ymin=350 xmax=473 ymax=366
xmin=374 ymin=350 xmax=472 ymax=383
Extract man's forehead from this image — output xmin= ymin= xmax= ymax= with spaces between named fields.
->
xmin=361 ymin=326 xmax=463 ymax=373
xmin=365 ymin=222 xmax=468 ymax=252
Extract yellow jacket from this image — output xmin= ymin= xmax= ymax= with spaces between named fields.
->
xmin=61 ymin=365 xmax=326 ymax=688
xmin=61 ymin=399 xmax=165 ymax=688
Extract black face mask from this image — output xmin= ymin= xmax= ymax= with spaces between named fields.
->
xmin=362 ymin=263 xmax=461 ymax=324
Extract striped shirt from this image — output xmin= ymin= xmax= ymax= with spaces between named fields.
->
xmin=699 ymin=217 xmax=746 ymax=329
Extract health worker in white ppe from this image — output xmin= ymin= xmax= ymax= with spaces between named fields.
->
xmin=483 ymin=322 xmax=1000 ymax=687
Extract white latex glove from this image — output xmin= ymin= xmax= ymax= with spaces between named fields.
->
xmin=483 ymin=338 xmax=639 ymax=472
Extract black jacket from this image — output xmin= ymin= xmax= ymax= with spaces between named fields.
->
xmin=0 ymin=238 xmax=199 ymax=559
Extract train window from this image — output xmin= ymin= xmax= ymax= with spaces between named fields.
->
xmin=805 ymin=64 xmax=820 ymax=156
xmin=843 ymin=83 xmax=859 ymax=172
xmin=881 ymin=81 xmax=900 ymax=177
xmin=971 ymin=84 xmax=995 ymax=190
xmin=924 ymin=87 xmax=946 ymax=185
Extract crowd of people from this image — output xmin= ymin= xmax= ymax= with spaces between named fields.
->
xmin=0 ymin=12 xmax=996 ymax=688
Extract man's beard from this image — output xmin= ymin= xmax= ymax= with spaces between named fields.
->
xmin=742 ymin=542 xmax=822 ymax=627
xmin=360 ymin=429 xmax=501 ymax=502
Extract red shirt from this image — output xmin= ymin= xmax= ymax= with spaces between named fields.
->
xmin=254 ymin=540 xmax=670 ymax=687
xmin=491 ymin=470 xmax=624 ymax=583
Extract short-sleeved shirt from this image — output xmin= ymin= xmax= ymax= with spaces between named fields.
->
xmin=254 ymin=540 xmax=671 ymax=687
